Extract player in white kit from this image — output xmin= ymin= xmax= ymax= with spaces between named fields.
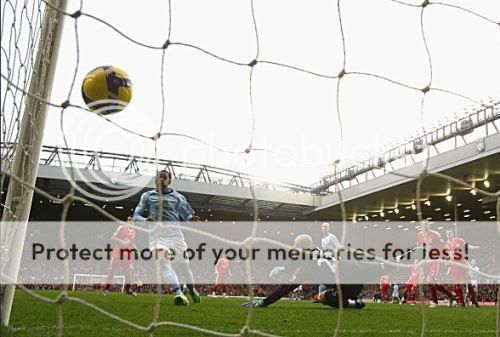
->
xmin=319 ymin=223 xmax=342 ymax=294
xmin=392 ymin=284 xmax=400 ymax=304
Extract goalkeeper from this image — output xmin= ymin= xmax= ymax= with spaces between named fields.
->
xmin=133 ymin=170 xmax=201 ymax=305
xmin=243 ymin=234 xmax=365 ymax=309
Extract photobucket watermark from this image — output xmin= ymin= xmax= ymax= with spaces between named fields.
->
xmin=2 ymin=221 xmax=498 ymax=285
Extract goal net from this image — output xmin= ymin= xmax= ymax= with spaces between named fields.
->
xmin=1 ymin=0 xmax=498 ymax=336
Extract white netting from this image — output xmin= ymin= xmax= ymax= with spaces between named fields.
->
xmin=1 ymin=0 xmax=43 ymax=156
xmin=0 ymin=0 xmax=499 ymax=336
xmin=1 ymin=0 xmax=44 ymax=201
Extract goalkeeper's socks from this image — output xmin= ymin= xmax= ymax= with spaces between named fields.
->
xmin=163 ymin=264 xmax=182 ymax=295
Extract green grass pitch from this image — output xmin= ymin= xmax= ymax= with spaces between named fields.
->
xmin=2 ymin=290 xmax=496 ymax=337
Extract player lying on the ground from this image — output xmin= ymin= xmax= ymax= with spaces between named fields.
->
xmin=133 ymin=170 xmax=201 ymax=306
xmin=242 ymin=234 xmax=365 ymax=309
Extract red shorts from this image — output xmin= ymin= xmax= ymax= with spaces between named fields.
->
xmin=424 ymin=262 xmax=440 ymax=282
xmin=216 ymin=274 xmax=229 ymax=285
xmin=403 ymin=281 xmax=418 ymax=291
xmin=449 ymin=264 xmax=469 ymax=284
xmin=380 ymin=284 xmax=390 ymax=293
xmin=112 ymin=248 xmax=135 ymax=261
xmin=107 ymin=258 xmax=133 ymax=284
xmin=109 ymin=257 xmax=132 ymax=271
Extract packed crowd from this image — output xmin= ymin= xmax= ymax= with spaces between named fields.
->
xmin=23 ymin=282 xmax=498 ymax=303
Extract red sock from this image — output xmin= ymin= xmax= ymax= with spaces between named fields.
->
xmin=437 ymin=285 xmax=453 ymax=298
xmin=467 ymin=285 xmax=477 ymax=304
xmin=430 ymin=285 xmax=438 ymax=303
xmin=454 ymin=285 xmax=464 ymax=304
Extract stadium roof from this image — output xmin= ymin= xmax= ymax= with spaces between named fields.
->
xmin=311 ymin=129 xmax=499 ymax=220
xmin=1 ymin=128 xmax=498 ymax=222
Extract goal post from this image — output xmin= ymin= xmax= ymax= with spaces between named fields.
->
xmin=1 ymin=0 xmax=68 ymax=326
xmin=72 ymin=274 xmax=126 ymax=293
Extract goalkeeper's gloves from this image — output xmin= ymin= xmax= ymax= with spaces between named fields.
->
xmin=269 ymin=266 xmax=285 ymax=280
xmin=242 ymin=299 xmax=266 ymax=308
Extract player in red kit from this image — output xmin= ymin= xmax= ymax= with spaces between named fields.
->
xmin=104 ymin=216 xmax=137 ymax=296
xmin=213 ymin=253 xmax=232 ymax=296
xmin=379 ymin=274 xmax=391 ymax=303
xmin=445 ymin=230 xmax=479 ymax=307
xmin=402 ymin=259 xmax=420 ymax=304
xmin=417 ymin=221 xmax=455 ymax=307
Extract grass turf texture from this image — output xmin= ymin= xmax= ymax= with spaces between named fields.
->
xmin=2 ymin=290 xmax=496 ymax=337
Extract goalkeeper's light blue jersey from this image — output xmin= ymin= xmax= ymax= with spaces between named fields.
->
xmin=132 ymin=188 xmax=194 ymax=244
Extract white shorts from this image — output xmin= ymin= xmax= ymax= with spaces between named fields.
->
xmin=149 ymin=238 xmax=189 ymax=264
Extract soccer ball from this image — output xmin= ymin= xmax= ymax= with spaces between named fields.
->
xmin=81 ymin=65 xmax=132 ymax=115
